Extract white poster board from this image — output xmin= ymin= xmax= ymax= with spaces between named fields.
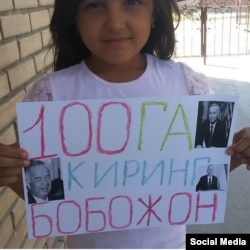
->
xmin=16 ymin=95 xmax=238 ymax=239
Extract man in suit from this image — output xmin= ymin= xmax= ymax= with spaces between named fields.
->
xmin=195 ymin=103 xmax=227 ymax=148
xmin=25 ymin=160 xmax=64 ymax=204
xmin=196 ymin=164 xmax=220 ymax=191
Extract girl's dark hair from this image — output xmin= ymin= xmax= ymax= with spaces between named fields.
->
xmin=50 ymin=0 xmax=180 ymax=71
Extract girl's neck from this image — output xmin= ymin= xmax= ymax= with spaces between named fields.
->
xmin=85 ymin=54 xmax=147 ymax=83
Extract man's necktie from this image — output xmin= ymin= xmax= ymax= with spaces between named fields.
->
xmin=208 ymin=124 xmax=214 ymax=147
xmin=208 ymin=177 xmax=212 ymax=186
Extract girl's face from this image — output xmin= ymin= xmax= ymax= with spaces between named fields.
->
xmin=76 ymin=0 xmax=154 ymax=66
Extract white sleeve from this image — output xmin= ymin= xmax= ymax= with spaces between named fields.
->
xmin=23 ymin=75 xmax=53 ymax=102
xmin=180 ymin=62 xmax=214 ymax=95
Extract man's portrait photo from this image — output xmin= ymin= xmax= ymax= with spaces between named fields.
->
xmin=196 ymin=163 xmax=228 ymax=192
xmin=195 ymin=101 xmax=234 ymax=148
xmin=24 ymin=158 xmax=65 ymax=204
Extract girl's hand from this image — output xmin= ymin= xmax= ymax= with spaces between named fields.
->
xmin=0 ymin=142 xmax=30 ymax=187
xmin=226 ymin=127 xmax=250 ymax=171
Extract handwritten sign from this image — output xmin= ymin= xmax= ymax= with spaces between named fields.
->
xmin=16 ymin=95 xmax=238 ymax=239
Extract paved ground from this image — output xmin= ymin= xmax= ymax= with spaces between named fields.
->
xmin=176 ymin=55 xmax=250 ymax=234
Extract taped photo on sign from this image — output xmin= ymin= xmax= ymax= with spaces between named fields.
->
xmin=195 ymin=163 xmax=229 ymax=192
xmin=24 ymin=157 xmax=65 ymax=204
xmin=195 ymin=101 xmax=235 ymax=148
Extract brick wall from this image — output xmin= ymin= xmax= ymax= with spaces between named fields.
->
xmin=0 ymin=0 xmax=65 ymax=248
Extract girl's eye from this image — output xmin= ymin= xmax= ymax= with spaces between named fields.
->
xmin=81 ymin=1 xmax=104 ymax=10
xmin=124 ymin=0 xmax=141 ymax=5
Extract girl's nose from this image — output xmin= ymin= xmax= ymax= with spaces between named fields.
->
xmin=105 ymin=7 xmax=126 ymax=31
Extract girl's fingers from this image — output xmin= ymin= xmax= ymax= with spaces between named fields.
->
xmin=234 ymin=146 xmax=250 ymax=160
xmin=0 ymin=143 xmax=28 ymax=159
xmin=228 ymin=138 xmax=250 ymax=154
xmin=0 ymin=143 xmax=29 ymax=187
xmin=0 ymin=175 xmax=20 ymax=186
xmin=0 ymin=166 xmax=22 ymax=177
xmin=0 ymin=155 xmax=30 ymax=168
xmin=0 ymin=143 xmax=30 ymax=168
xmin=227 ymin=130 xmax=250 ymax=162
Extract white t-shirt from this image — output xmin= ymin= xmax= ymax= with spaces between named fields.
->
xmin=24 ymin=54 xmax=212 ymax=249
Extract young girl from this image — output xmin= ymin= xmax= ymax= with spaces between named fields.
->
xmin=0 ymin=0 xmax=250 ymax=248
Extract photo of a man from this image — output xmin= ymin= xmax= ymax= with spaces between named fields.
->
xmin=195 ymin=101 xmax=234 ymax=148
xmin=25 ymin=159 xmax=64 ymax=204
xmin=196 ymin=164 xmax=220 ymax=191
